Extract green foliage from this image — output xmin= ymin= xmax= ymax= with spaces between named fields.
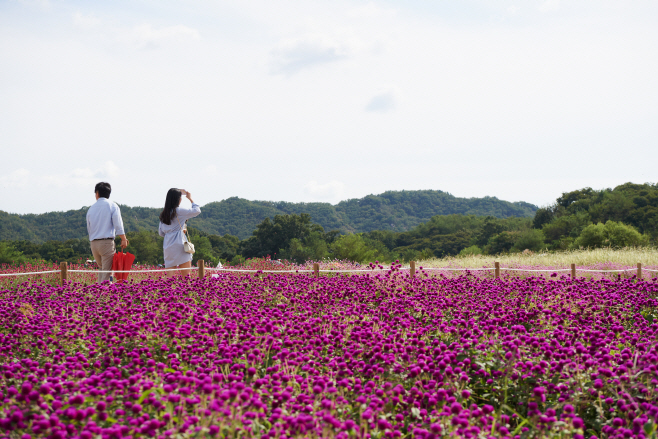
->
xmin=334 ymin=191 xmax=535 ymax=234
xmin=512 ymin=229 xmax=546 ymax=252
xmin=392 ymin=215 xmax=532 ymax=258
xmin=190 ymin=235 xmax=216 ymax=266
xmin=401 ymin=249 xmax=419 ymax=263
xmin=360 ymin=234 xmax=400 ymax=263
xmin=573 ymin=223 xmax=607 ymax=248
xmin=12 ymin=183 xmax=656 ymax=264
xmin=362 ymin=230 xmax=398 ymax=251
xmin=475 ymin=216 xmax=505 ymax=247
xmin=532 ymin=207 xmax=554 ymax=229
xmin=541 ymin=212 xmax=590 ymax=246
xmin=573 ymin=220 xmax=649 ymax=249
xmin=282 ymin=233 xmax=329 ymax=263
xmin=418 ymin=248 xmax=435 ymax=260
xmin=11 ymin=238 xmax=91 ymax=263
xmin=125 ymin=230 xmax=164 ymax=265
xmin=207 ymin=234 xmax=240 ymax=263
xmin=0 ymin=190 xmax=537 ymax=242
xmin=230 ymin=254 xmax=246 ymax=265
xmin=240 ymin=213 xmax=328 ymax=260
xmin=458 ymin=245 xmax=482 ymax=256
xmin=535 ymin=182 xmax=658 ymax=248
xmin=484 ymin=231 xmax=519 ymax=255
xmin=187 ymin=228 xmax=240 ymax=266
xmin=1 ymin=228 xmax=240 ymax=267
xmin=329 ymin=234 xmax=378 ymax=263
xmin=0 ymin=242 xmax=30 ymax=265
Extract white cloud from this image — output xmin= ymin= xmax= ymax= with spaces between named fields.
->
xmin=41 ymin=161 xmax=120 ymax=189
xmin=73 ymin=12 xmax=101 ymax=30
xmin=2 ymin=1 xmax=658 ymax=214
xmin=12 ymin=0 xmax=50 ymax=11
xmin=202 ymin=165 xmax=218 ymax=176
xmin=270 ymin=34 xmax=352 ymax=75
xmin=538 ymin=0 xmax=560 ymax=13
xmin=507 ymin=5 xmax=520 ymax=15
xmin=0 ymin=169 xmax=31 ymax=189
xmin=304 ymin=180 xmax=345 ymax=202
xmin=365 ymin=87 xmax=401 ymax=113
xmin=116 ymin=23 xmax=201 ymax=50
xmin=1 ymin=162 xmax=117 ymax=192
xmin=347 ymin=2 xmax=397 ymax=19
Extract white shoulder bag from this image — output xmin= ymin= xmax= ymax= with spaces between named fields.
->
xmin=177 ymin=216 xmax=195 ymax=254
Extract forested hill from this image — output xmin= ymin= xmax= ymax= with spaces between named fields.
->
xmin=0 ymin=190 xmax=537 ymax=242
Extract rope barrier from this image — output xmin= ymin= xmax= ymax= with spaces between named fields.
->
xmin=67 ymin=268 xmax=180 ymax=273
xmin=206 ymin=267 xmax=395 ymax=274
xmin=501 ymin=268 xmax=571 ymax=272
xmin=578 ymin=268 xmax=637 ymax=273
xmin=1 ymin=265 xmax=657 ymax=278
xmin=207 ymin=268 xmax=313 ymax=273
xmin=422 ymin=267 xmax=495 ymax=271
xmin=319 ymin=269 xmax=395 ymax=273
xmin=0 ymin=270 xmax=60 ymax=277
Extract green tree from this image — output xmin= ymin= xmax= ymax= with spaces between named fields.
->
xmin=556 ymin=187 xmax=596 ymax=210
xmin=0 ymin=242 xmax=29 ymax=265
xmin=532 ymin=207 xmax=554 ymax=229
xmin=512 ymin=229 xmax=546 ymax=252
xmin=476 ymin=217 xmax=505 ymax=247
xmin=573 ymin=221 xmax=648 ymax=249
xmin=541 ymin=212 xmax=590 ymax=247
xmin=418 ymin=248 xmax=435 ymax=260
xmin=207 ymin=234 xmax=240 ymax=263
xmin=240 ymin=213 xmax=327 ymax=259
xmin=485 ymin=231 xmax=518 ymax=255
xmin=458 ymin=245 xmax=482 ymax=256
xmin=282 ymin=232 xmax=329 ymax=263
xmin=401 ymin=249 xmax=419 ymax=263
xmin=125 ymin=230 xmax=164 ymax=265
xmin=330 ymin=234 xmax=378 ymax=263
xmin=191 ymin=236 xmax=217 ymax=266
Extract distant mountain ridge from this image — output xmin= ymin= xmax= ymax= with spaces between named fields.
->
xmin=0 ymin=190 xmax=537 ymax=242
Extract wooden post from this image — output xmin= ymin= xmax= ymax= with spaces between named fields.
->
xmin=410 ymin=261 xmax=416 ymax=278
xmin=198 ymin=260 xmax=205 ymax=279
xmin=313 ymin=263 xmax=319 ymax=278
xmin=637 ymin=263 xmax=642 ymax=280
xmin=571 ymin=263 xmax=576 ymax=280
xmin=494 ymin=262 xmax=500 ymax=279
xmin=60 ymin=262 xmax=68 ymax=285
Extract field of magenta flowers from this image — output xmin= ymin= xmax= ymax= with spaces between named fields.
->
xmin=1 ymin=266 xmax=658 ymax=438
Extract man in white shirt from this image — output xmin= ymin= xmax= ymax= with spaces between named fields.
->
xmin=86 ymin=182 xmax=129 ymax=283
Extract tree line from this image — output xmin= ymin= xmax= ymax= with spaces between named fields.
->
xmin=0 ymin=190 xmax=536 ymax=242
xmin=532 ymin=182 xmax=657 ymax=249
xmin=1 ymin=182 xmax=655 ymax=267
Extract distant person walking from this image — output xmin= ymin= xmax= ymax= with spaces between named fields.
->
xmin=86 ymin=182 xmax=128 ymax=283
xmin=159 ymin=188 xmax=200 ymax=276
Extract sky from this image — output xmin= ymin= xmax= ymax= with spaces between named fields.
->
xmin=1 ymin=0 xmax=657 ymax=214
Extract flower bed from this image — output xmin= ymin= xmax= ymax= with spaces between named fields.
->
xmin=0 ymin=269 xmax=657 ymax=438
xmin=224 ymin=256 xmax=365 ymax=272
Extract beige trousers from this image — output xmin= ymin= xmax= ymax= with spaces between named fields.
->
xmin=90 ymin=239 xmax=115 ymax=283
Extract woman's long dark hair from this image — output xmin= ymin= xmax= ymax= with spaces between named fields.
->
xmin=159 ymin=188 xmax=182 ymax=225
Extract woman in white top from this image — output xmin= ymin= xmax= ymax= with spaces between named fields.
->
xmin=158 ymin=188 xmax=201 ymax=277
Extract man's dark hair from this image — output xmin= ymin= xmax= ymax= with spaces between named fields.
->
xmin=95 ymin=182 xmax=111 ymax=199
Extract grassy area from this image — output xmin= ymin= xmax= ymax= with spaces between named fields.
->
xmin=418 ymin=247 xmax=658 ymax=269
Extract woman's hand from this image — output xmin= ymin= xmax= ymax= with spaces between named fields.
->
xmin=185 ymin=191 xmax=194 ymax=203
